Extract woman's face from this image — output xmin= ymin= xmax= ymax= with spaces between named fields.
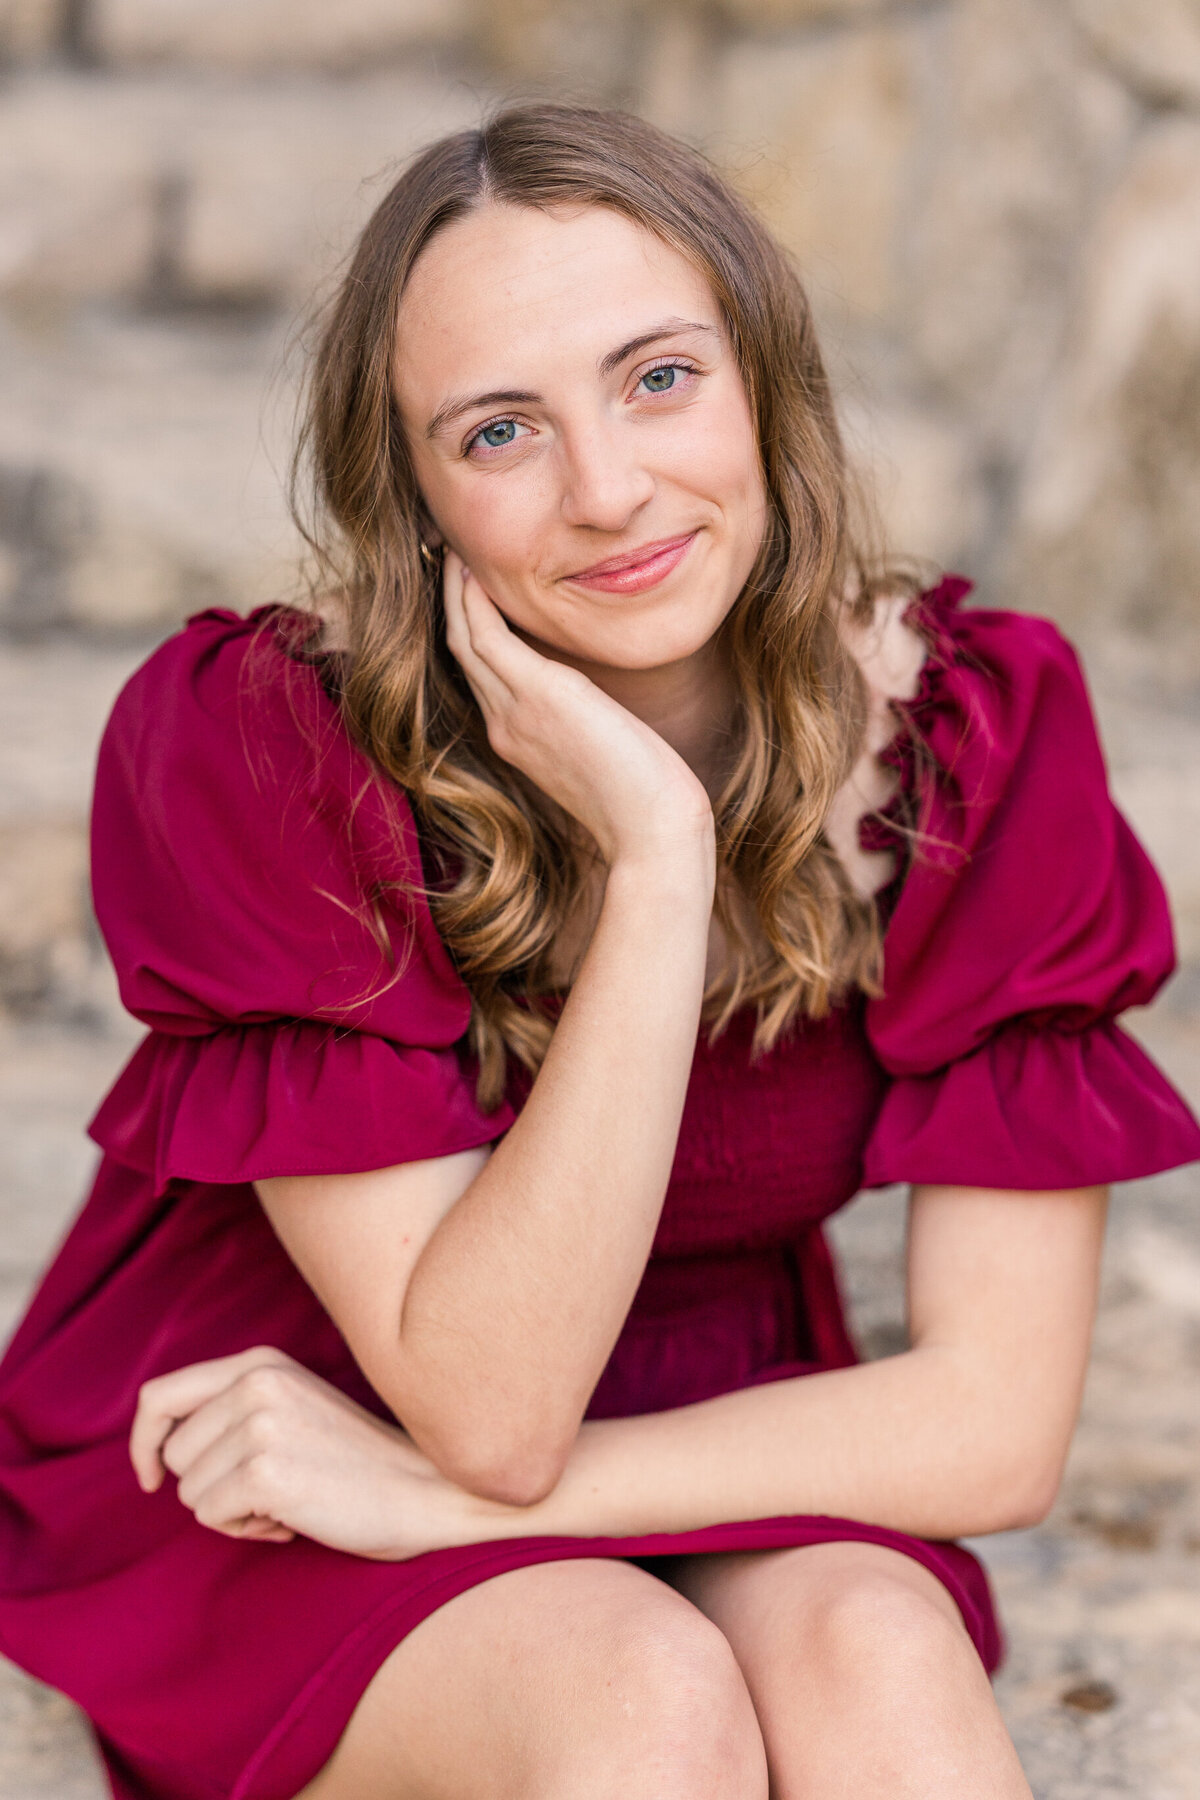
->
xmin=392 ymin=201 xmax=768 ymax=674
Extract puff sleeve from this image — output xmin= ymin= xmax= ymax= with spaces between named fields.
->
xmin=87 ymin=607 xmax=514 ymax=1192
xmin=860 ymin=580 xmax=1200 ymax=1191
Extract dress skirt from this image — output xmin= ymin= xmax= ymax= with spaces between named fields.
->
xmin=0 ymin=1157 xmax=1002 ymax=1800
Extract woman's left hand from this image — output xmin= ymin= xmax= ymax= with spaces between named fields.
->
xmin=129 ymin=1347 xmax=524 ymax=1559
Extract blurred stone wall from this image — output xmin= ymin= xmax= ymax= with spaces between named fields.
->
xmin=2 ymin=0 xmax=1199 ymax=1033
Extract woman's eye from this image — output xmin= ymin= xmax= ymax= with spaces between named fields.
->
xmin=467 ymin=418 xmax=529 ymax=455
xmin=636 ymin=361 xmax=698 ymax=398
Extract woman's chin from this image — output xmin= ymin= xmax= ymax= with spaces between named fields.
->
xmin=512 ymin=590 xmax=736 ymax=675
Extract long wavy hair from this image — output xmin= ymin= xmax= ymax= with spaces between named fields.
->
xmin=289 ymin=101 xmax=908 ymax=1109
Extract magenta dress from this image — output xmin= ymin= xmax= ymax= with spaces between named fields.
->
xmin=1 ymin=577 xmax=1198 ymax=1800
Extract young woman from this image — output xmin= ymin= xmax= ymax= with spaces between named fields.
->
xmin=2 ymin=104 xmax=1197 ymax=1800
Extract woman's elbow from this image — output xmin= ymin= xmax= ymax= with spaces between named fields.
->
xmin=967 ymin=1445 xmax=1066 ymax=1535
xmin=430 ymin=1422 xmax=574 ymax=1509
xmin=999 ymin=1456 xmax=1065 ymax=1531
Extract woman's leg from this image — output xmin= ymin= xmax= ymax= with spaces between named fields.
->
xmin=295 ymin=1556 xmax=769 ymax=1800
xmin=669 ymin=1540 xmax=1032 ymax=1800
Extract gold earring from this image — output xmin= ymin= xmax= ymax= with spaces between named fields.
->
xmin=419 ymin=539 xmax=442 ymax=569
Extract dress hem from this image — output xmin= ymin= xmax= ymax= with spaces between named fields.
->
xmin=232 ymin=1516 xmax=1002 ymax=1800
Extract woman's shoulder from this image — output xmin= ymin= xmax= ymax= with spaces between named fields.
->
xmin=902 ymin=575 xmax=1088 ymax=724
xmin=858 ymin=579 xmax=1200 ymax=1188
xmin=95 ymin=602 xmax=418 ymax=929
xmin=839 ymin=573 xmax=1089 ymax=760
xmin=867 ymin=575 xmax=1179 ymax=1045
xmin=862 ymin=575 xmax=1102 ymax=821
xmin=831 ymin=576 xmax=1083 ymax=901
xmin=98 ymin=601 xmax=414 ymax=855
xmin=106 ymin=603 xmax=338 ymax=771
xmin=92 ymin=603 xmax=471 ymax=1039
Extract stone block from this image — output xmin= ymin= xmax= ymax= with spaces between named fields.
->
xmin=714 ymin=0 xmax=895 ymax=26
xmin=1070 ymin=0 xmax=1200 ymax=110
xmin=0 ymin=306 xmax=301 ymax=634
xmin=469 ymin=0 xmax=641 ymax=97
xmin=1085 ymin=684 xmax=1200 ymax=967
xmin=0 ymin=74 xmax=163 ymax=300
xmin=0 ymin=820 xmax=89 ymax=1015
xmin=1006 ymin=119 xmax=1200 ymax=685
xmin=0 ymin=635 xmax=150 ymax=1032
xmin=0 ymin=639 xmax=145 ymax=825
xmin=174 ymin=73 xmax=483 ymax=302
xmin=91 ymin=0 xmax=469 ymax=71
xmin=0 ymin=1658 xmax=105 ymax=1798
xmin=840 ymin=394 xmax=988 ymax=571
xmin=0 ymin=0 xmax=63 ymax=61
xmin=905 ymin=0 xmax=1137 ymax=462
xmin=711 ymin=20 xmax=923 ymax=323
xmin=0 ymin=70 xmax=485 ymax=305
xmin=1111 ymin=761 xmax=1200 ymax=966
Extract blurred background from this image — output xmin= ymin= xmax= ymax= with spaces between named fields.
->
xmin=0 ymin=1 xmax=1198 ymax=1794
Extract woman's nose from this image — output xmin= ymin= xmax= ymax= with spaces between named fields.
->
xmin=557 ymin=422 xmax=656 ymax=532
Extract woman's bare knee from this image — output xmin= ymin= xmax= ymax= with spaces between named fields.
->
xmin=297 ymin=1558 xmax=767 ymax=1800
xmin=799 ymin=1548 xmax=975 ymax=1678
xmin=670 ymin=1544 xmax=1029 ymax=1800
xmin=539 ymin=1593 xmax=768 ymax=1799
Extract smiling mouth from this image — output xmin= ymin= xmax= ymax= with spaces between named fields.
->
xmin=562 ymin=531 xmax=699 ymax=595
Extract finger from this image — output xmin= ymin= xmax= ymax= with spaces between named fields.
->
xmin=190 ymin=1467 xmax=295 ymax=1543
xmin=182 ymin=1438 xmax=297 ymax=1539
xmin=129 ymin=1346 xmax=296 ymax=1493
xmin=442 ymin=555 xmax=512 ymax=711
xmin=175 ymin=1418 xmax=283 ymax=1519
xmin=233 ymin=1518 xmax=296 ymax=1544
xmin=457 ymin=568 xmax=548 ymax=691
xmin=158 ymin=1386 xmax=248 ymax=1482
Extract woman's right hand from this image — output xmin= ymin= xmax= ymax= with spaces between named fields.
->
xmin=129 ymin=1347 xmax=532 ymax=1561
xmin=442 ymin=551 xmax=714 ymax=873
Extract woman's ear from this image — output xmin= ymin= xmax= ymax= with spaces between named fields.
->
xmin=417 ymin=510 xmax=444 ymax=551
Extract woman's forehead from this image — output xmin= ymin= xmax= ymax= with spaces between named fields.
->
xmin=392 ymin=203 xmax=720 ymax=410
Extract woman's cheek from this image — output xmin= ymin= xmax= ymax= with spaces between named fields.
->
xmin=452 ymin=494 xmax=549 ymax=615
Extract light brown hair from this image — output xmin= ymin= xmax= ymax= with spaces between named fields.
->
xmin=290 ymin=101 xmax=907 ymax=1108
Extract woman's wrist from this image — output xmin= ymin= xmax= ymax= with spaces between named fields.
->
xmin=447 ymin=1422 xmax=621 ymax=1546
xmin=602 ymin=840 xmax=716 ymax=925
xmin=606 ymin=815 xmax=715 ymax=886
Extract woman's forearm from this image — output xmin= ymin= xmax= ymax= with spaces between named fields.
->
xmin=482 ymin=1346 xmax=1059 ymax=1548
xmin=397 ymin=844 xmax=714 ymax=1500
xmin=460 ymin=1181 xmax=1104 ymax=1548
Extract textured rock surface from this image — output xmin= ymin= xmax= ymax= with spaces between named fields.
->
xmin=1008 ymin=118 xmax=1200 ymax=687
xmin=713 ymin=18 xmax=923 ymax=322
xmin=0 ymin=71 xmax=484 ymax=305
xmin=89 ymin=0 xmax=469 ymax=70
xmin=0 ymin=0 xmax=61 ymax=62
xmin=904 ymin=0 xmax=1137 ymax=462
xmin=1069 ymin=0 xmax=1200 ymax=109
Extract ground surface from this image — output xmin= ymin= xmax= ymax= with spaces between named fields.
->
xmin=0 ymin=1007 xmax=1197 ymax=1797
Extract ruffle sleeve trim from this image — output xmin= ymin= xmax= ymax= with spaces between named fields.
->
xmin=89 ymin=1023 xmax=515 ymax=1193
xmin=855 ymin=574 xmax=975 ymax=898
xmin=862 ymin=1015 xmax=1200 ymax=1191
xmin=858 ymin=577 xmax=1200 ymax=1190
xmin=88 ymin=606 xmax=516 ymax=1191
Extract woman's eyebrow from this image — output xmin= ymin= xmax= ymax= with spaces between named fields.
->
xmin=425 ymin=319 xmax=719 ymax=440
xmin=597 ymin=317 xmax=719 ymax=377
xmin=426 ymin=388 xmax=540 ymax=440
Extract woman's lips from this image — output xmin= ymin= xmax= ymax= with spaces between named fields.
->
xmin=563 ymin=531 xmax=698 ymax=595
